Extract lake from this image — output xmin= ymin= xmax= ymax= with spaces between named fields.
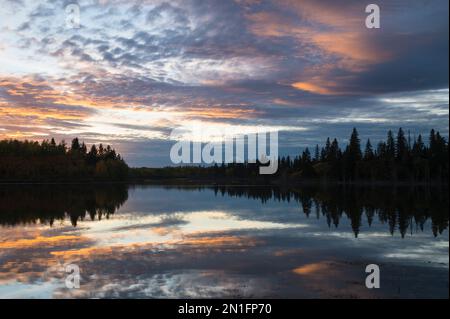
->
xmin=0 ymin=184 xmax=448 ymax=298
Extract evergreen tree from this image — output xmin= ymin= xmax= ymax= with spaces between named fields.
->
xmin=412 ymin=134 xmax=425 ymax=157
xmin=314 ymin=144 xmax=320 ymax=162
xmin=364 ymin=139 xmax=374 ymax=160
xmin=348 ymin=128 xmax=362 ymax=161
xmin=396 ymin=128 xmax=408 ymax=162
xmin=71 ymin=138 xmax=81 ymax=152
xmin=330 ymin=138 xmax=340 ymax=161
xmin=386 ymin=130 xmax=396 ymax=159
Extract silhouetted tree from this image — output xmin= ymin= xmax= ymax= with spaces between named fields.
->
xmin=364 ymin=139 xmax=374 ymax=161
xmin=0 ymin=138 xmax=128 ymax=181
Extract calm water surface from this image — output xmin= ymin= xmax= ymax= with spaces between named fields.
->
xmin=0 ymin=184 xmax=448 ymax=298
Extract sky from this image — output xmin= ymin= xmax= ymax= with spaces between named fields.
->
xmin=0 ymin=0 xmax=448 ymax=166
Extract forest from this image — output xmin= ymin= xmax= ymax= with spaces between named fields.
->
xmin=0 ymin=138 xmax=129 ymax=182
xmin=132 ymin=128 xmax=449 ymax=184
xmin=0 ymin=128 xmax=448 ymax=184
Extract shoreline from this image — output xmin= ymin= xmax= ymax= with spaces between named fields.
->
xmin=0 ymin=178 xmax=448 ymax=187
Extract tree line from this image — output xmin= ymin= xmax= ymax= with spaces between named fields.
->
xmin=1 ymin=128 xmax=448 ymax=183
xmin=134 ymin=128 xmax=448 ymax=184
xmin=285 ymin=128 xmax=449 ymax=183
xmin=0 ymin=138 xmax=129 ymax=181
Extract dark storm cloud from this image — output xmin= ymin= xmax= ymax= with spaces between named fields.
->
xmin=354 ymin=31 xmax=449 ymax=93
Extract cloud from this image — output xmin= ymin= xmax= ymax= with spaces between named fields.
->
xmin=0 ymin=76 xmax=97 ymax=138
xmin=0 ymin=0 xmax=447 ymax=165
xmin=246 ymin=0 xmax=449 ymax=95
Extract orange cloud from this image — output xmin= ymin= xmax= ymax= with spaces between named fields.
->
xmin=291 ymin=82 xmax=333 ymax=95
xmin=0 ymin=105 xmax=89 ymax=121
xmin=0 ymin=235 xmax=82 ymax=249
xmin=177 ymin=235 xmax=258 ymax=247
xmin=179 ymin=107 xmax=261 ymax=120
xmin=50 ymin=246 xmax=114 ymax=258
xmin=246 ymin=1 xmax=396 ymax=95
xmin=48 ymin=233 xmax=260 ymax=261
xmin=292 ymin=262 xmax=331 ymax=275
xmin=0 ymin=77 xmax=95 ymax=121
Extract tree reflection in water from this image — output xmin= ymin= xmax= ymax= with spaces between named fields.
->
xmin=0 ymin=184 xmax=128 ymax=227
xmin=0 ymin=184 xmax=447 ymax=238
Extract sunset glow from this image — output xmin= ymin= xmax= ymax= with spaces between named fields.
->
xmin=0 ymin=0 xmax=448 ymax=166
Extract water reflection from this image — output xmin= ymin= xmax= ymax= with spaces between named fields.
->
xmin=0 ymin=184 xmax=128 ymax=226
xmin=212 ymin=185 xmax=449 ymax=238
xmin=0 ymin=184 xmax=447 ymax=237
xmin=0 ymin=184 xmax=448 ymax=298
